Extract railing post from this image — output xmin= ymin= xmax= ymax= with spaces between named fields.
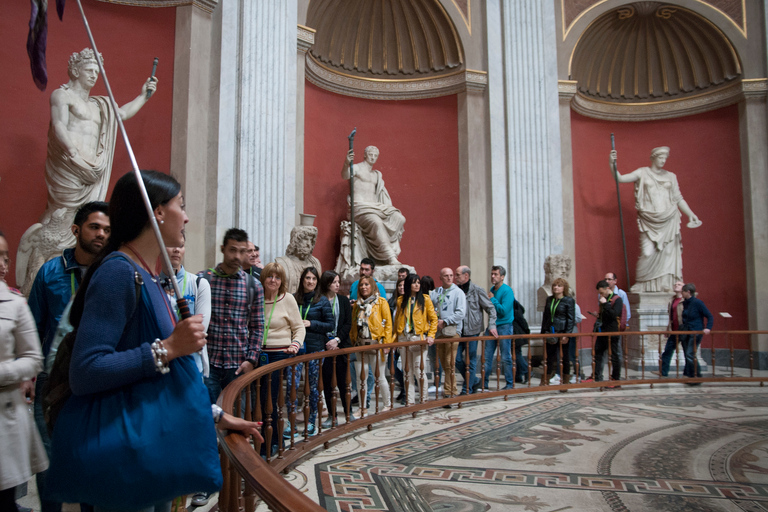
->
xmin=302 ymin=361 xmax=310 ymax=440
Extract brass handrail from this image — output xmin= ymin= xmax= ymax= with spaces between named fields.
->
xmin=217 ymin=329 xmax=768 ymax=512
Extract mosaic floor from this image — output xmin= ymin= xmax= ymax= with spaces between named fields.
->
xmin=268 ymin=384 xmax=768 ymax=512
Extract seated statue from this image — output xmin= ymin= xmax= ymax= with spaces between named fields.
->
xmin=275 ymin=226 xmax=322 ymax=294
xmin=335 ymin=146 xmax=406 ymax=278
xmin=16 ymin=48 xmax=156 ymax=295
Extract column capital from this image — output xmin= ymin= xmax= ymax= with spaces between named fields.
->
xmin=558 ymin=80 xmax=578 ymax=100
xmin=742 ymin=78 xmax=768 ymax=100
xmin=298 ymin=24 xmax=316 ymax=53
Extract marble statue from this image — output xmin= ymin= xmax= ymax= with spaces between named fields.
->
xmin=537 ymin=254 xmax=572 ymax=311
xmin=275 ymin=225 xmax=322 ymax=294
xmin=337 ymin=146 xmax=406 ymax=273
xmin=16 ymin=48 xmax=157 ymax=295
xmin=611 ymin=147 xmax=701 ymax=293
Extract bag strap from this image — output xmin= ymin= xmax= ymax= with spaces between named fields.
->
xmin=246 ymin=273 xmax=257 ymax=309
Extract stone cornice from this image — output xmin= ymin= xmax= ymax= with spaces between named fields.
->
xmin=569 ymin=80 xmax=764 ymax=121
xmin=558 ymin=80 xmax=578 ymax=100
xmin=306 ymin=55 xmax=484 ymax=100
xmin=297 ymin=25 xmax=316 ymax=53
xmin=96 ymin=0 xmax=217 ymax=13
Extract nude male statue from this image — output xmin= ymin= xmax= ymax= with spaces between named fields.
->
xmin=342 ymin=146 xmax=405 ymax=266
xmin=16 ymin=48 xmax=157 ymax=294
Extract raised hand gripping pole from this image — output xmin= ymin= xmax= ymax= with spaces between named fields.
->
xmin=74 ymin=0 xmax=189 ymax=318
xmin=348 ymin=128 xmax=357 ymax=269
xmin=611 ymin=133 xmax=631 ymax=289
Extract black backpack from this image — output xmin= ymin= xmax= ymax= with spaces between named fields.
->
xmin=512 ymin=299 xmax=530 ymax=335
xmin=43 ymin=256 xmax=143 ymax=434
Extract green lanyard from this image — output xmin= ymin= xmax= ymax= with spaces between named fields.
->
xmin=331 ymin=296 xmax=337 ymax=316
xmin=262 ymin=297 xmax=278 ymax=343
xmin=300 ymin=304 xmax=310 ymax=320
xmin=180 ymin=271 xmax=188 ymax=297
xmin=210 ymin=266 xmax=235 ymax=278
xmin=549 ymin=297 xmax=562 ymax=320
xmin=438 ymin=290 xmax=446 ymax=310
xmin=70 ymin=272 xmax=76 ymax=296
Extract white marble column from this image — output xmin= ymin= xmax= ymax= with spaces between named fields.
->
xmin=213 ymin=0 xmax=298 ymax=265
xmin=486 ymin=0 xmax=564 ymax=323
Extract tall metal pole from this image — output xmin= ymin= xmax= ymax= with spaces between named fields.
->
xmin=74 ymin=0 xmax=189 ymax=318
xmin=348 ymin=128 xmax=357 ymax=271
xmin=611 ymin=133 xmax=631 ymax=289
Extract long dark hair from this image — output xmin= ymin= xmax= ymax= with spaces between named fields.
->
xmin=420 ymin=275 xmax=435 ymax=295
xmin=70 ymin=170 xmax=181 ymax=328
xmin=294 ymin=266 xmax=321 ymax=304
xmin=399 ymin=273 xmax=424 ymax=313
xmin=319 ymin=270 xmax=339 ymax=296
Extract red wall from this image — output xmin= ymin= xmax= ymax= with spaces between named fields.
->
xmin=571 ymin=106 xmax=748 ymax=343
xmin=304 ymin=82 xmax=460 ymax=280
xmin=0 ymin=0 xmax=175 ymax=288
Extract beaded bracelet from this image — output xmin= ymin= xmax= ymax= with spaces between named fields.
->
xmin=212 ymin=404 xmax=224 ymax=424
xmin=151 ymin=338 xmax=170 ymax=374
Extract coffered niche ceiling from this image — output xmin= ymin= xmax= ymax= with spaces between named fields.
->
xmin=305 ymin=0 xmax=477 ymax=100
xmin=570 ymin=2 xmax=743 ymax=120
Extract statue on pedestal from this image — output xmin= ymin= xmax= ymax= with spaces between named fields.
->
xmin=335 ymin=146 xmax=406 ymax=281
xmin=610 ymin=147 xmax=701 ymax=293
xmin=276 ymin=225 xmax=322 ymax=294
xmin=16 ymin=48 xmax=157 ymax=295
xmin=537 ymin=254 xmax=572 ymax=311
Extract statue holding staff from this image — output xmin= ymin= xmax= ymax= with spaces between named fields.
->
xmin=17 ymin=48 xmax=157 ymax=294
xmin=610 ymin=147 xmax=701 ymax=293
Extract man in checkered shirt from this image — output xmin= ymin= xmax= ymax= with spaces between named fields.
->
xmin=199 ymin=228 xmax=264 ymax=404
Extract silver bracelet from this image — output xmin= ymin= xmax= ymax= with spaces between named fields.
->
xmin=151 ymin=338 xmax=170 ymax=374
xmin=211 ymin=404 xmax=224 ymax=424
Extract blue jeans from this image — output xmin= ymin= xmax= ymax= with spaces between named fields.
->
xmin=455 ymin=338 xmax=478 ymax=394
xmin=660 ymin=334 xmax=683 ymax=376
xmin=204 ymin=366 xmax=240 ymax=404
xmin=349 ymin=355 xmax=375 ymax=400
xmin=259 ymin=351 xmax=293 ymax=452
xmin=483 ymin=324 xmax=525 ymax=389
xmin=682 ymin=334 xmax=704 ymax=377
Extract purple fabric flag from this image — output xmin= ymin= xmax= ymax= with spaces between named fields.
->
xmin=26 ymin=0 xmax=65 ymax=91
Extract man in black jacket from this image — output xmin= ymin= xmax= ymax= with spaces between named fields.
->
xmin=593 ymin=280 xmax=623 ymax=383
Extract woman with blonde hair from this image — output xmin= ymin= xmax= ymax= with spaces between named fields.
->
xmin=350 ymin=276 xmax=392 ymax=413
xmin=259 ymin=262 xmax=305 ymax=453
xmin=540 ymin=277 xmax=575 ymax=385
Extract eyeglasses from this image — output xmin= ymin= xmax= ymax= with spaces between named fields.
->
xmin=265 ymin=275 xmax=281 ymax=281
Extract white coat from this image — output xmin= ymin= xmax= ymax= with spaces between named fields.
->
xmin=0 ymin=281 xmax=48 ymax=490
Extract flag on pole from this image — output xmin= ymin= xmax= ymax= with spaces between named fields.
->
xmin=27 ymin=0 xmax=66 ymax=91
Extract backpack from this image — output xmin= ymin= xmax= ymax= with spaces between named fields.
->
xmin=512 ymin=299 xmax=530 ymax=335
xmin=610 ymin=294 xmax=628 ymax=332
xmin=43 ymin=256 xmax=143 ymax=434
xmin=198 ymin=269 xmax=258 ymax=309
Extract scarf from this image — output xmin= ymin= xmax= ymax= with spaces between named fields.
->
xmin=356 ymin=293 xmax=378 ymax=341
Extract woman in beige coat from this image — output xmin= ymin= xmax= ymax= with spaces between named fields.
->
xmin=0 ymin=233 xmax=48 ymax=508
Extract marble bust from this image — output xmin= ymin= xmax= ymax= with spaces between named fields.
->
xmin=611 ymin=147 xmax=701 ymax=293
xmin=275 ymin=226 xmax=322 ymax=294
xmin=537 ymin=254 xmax=572 ymax=311
xmin=335 ymin=146 xmax=406 ymax=278
xmin=16 ymin=48 xmax=157 ymax=294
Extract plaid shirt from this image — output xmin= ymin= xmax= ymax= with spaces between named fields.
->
xmin=201 ymin=265 xmax=264 ymax=369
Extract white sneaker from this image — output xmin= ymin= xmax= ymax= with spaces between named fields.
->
xmin=569 ymin=375 xmax=577 ymax=384
xmin=428 ymin=386 xmax=436 ymax=394
xmin=550 ymin=375 xmax=561 ymax=385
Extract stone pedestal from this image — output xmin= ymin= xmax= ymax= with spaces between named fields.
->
xmin=626 ymin=292 xmax=706 ymax=372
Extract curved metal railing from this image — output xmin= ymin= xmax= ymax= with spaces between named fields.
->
xmin=216 ymin=329 xmax=768 ymax=512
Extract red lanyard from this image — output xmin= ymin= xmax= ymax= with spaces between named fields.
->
xmin=123 ymin=243 xmax=161 ymax=276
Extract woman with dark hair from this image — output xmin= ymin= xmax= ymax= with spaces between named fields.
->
xmin=259 ymin=261 xmax=304 ymax=454
xmin=395 ymin=273 xmax=438 ymax=405
xmin=0 ymin=230 xmax=48 ymax=511
xmin=351 ymin=276 xmax=393 ymax=413
xmin=419 ymin=275 xmax=440 ymax=387
xmin=540 ymin=278 xmax=575 ymax=385
xmin=46 ymin=171 xmax=260 ymax=511
xmin=285 ymin=267 xmax=332 ymax=437
xmin=319 ymin=270 xmax=353 ymax=426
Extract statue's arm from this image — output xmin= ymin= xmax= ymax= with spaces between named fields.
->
xmin=341 ymin=149 xmax=354 ymax=179
xmin=677 ymin=199 xmax=700 ymax=224
xmin=50 ymin=90 xmax=79 ymax=157
xmin=117 ymin=77 xmax=157 ymax=120
xmin=609 ymin=150 xmax=640 ymax=183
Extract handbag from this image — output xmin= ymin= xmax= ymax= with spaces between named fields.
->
xmin=45 ymin=276 xmax=222 ymax=509
xmin=440 ymin=324 xmax=457 ymax=337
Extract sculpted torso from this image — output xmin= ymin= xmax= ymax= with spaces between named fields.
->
xmin=352 ymin=164 xmax=379 ymax=201
xmin=51 ymin=88 xmax=101 ymax=160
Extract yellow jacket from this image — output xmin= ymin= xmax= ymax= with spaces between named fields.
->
xmin=351 ymin=296 xmax=393 ymax=345
xmin=394 ymin=294 xmax=438 ymax=341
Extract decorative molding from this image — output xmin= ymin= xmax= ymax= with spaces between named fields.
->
xmin=96 ymin=0 xmax=217 ymax=12
xmin=297 ymin=24 xmax=315 ymax=53
xmin=558 ymin=80 xmax=578 ymax=99
xmin=306 ymin=55 xmax=483 ymax=100
xmin=742 ymin=78 xmax=768 ymax=99
xmin=569 ymin=80 xmax=753 ymax=121
xmin=452 ymin=0 xmax=472 ymax=35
